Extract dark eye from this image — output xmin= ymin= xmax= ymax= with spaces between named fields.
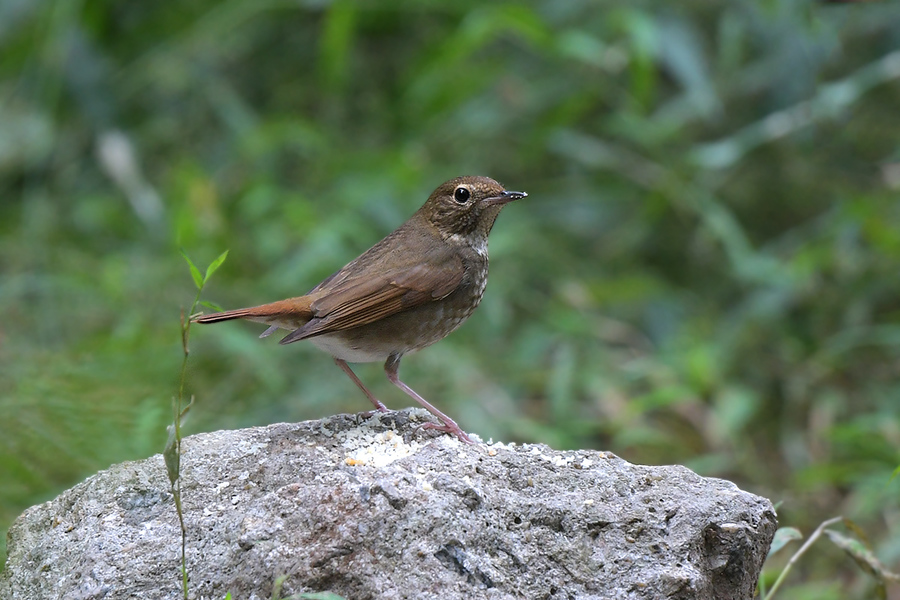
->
xmin=454 ymin=186 xmax=471 ymax=203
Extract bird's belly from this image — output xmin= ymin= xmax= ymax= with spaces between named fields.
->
xmin=308 ymin=334 xmax=388 ymax=363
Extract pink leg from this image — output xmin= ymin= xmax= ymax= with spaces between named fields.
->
xmin=334 ymin=358 xmax=389 ymax=413
xmin=384 ymin=355 xmax=473 ymax=444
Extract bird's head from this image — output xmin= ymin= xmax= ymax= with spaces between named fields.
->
xmin=421 ymin=175 xmax=527 ymax=242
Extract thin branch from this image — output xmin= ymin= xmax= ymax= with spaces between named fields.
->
xmin=764 ymin=516 xmax=845 ymax=599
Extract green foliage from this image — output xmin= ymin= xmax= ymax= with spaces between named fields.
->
xmin=768 ymin=527 xmax=804 ymax=559
xmin=760 ymin=517 xmax=900 ymax=600
xmin=1 ymin=0 xmax=899 ymax=595
xmin=269 ymin=574 xmax=346 ymax=600
xmin=165 ymin=249 xmax=227 ymax=598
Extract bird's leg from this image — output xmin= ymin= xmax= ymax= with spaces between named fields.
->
xmin=334 ymin=358 xmax=389 ymax=413
xmin=384 ymin=354 xmax=474 ymax=444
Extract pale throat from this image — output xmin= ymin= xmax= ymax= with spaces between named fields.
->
xmin=446 ymin=232 xmax=489 ymax=258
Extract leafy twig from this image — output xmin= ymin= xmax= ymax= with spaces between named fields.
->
xmin=762 ymin=516 xmax=843 ymax=599
xmin=165 ymin=249 xmax=228 ymax=600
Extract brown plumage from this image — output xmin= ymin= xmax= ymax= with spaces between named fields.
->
xmin=193 ymin=175 xmax=526 ymax=443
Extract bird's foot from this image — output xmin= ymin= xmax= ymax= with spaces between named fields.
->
xmin=419 ymin=420 xmax=475 ymax=444
xmin=358 ymin=405 xmax=391 ymax=419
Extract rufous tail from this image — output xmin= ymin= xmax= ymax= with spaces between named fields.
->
xmin=192 ymin=297 xmax=314 ymax=335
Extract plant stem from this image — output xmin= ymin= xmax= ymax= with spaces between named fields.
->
xmin=763 ymin=516 xmax=844 ymax=600
xmin=173 ymin=290 xmax=202 ymax=600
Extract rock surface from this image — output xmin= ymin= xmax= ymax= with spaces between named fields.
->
xmin=1 ymin=409 xmax=776 ymax=600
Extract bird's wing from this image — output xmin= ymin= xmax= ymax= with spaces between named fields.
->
xmin=278 ymin=252 xmax=464 ymax=344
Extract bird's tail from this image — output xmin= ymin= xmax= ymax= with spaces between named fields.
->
xmin=192 ymin=297 xmax=314 ymax=338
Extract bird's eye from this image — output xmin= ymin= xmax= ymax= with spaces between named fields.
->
xmin=454 ymin=186 xmax=471 ymax=203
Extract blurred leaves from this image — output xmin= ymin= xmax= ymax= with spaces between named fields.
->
xmin=768 ymin=527 xmax=803 ymax=559
xmin=1 ymin=0 xmax=900 ymax=595
xmin=761 ymin=518 xmax=899 ymax=600
xmin=824 ymin=527 xmax=899 ymax=585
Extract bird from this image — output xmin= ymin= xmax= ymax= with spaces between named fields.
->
xmin=192 ymin=175 xmax=526 ymax=443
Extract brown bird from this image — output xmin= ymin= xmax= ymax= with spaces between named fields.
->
xmin=193 ymin=176 xmax=526 ymax=443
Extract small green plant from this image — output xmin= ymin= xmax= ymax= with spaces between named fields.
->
xmin=165 ymin=249 xmax=228 ymax=600
xmin=759 ymin=516 xmax=900 ymax=599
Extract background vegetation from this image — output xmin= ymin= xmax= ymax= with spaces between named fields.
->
xmin=2 ymin=0 xmax=899 ymax=596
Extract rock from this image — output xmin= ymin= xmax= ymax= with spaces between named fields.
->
xmin=1 ymin=409 xmax=776 ymax=600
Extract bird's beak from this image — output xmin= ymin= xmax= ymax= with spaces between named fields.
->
xmin=483 ymin=190 xmax=527 ymax=207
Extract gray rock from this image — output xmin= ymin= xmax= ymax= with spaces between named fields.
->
xmin=1 ymin=409 xmax=776 ymax=600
